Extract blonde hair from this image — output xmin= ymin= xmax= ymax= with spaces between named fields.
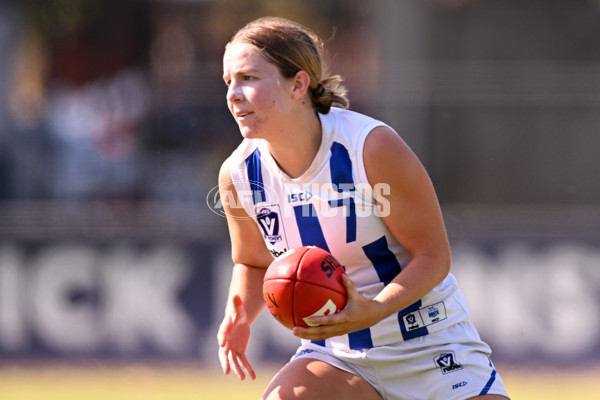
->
xmin=227 ymin=16 xmax=349 ymax=114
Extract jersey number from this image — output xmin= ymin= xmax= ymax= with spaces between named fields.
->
xmin=293 ymin=198 xmax=356 ymax=252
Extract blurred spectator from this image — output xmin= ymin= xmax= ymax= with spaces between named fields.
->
xmin=5 ymin=0 xmax=151 ymax=200
xmin=46 ymin=68 xmax=150 ymax=199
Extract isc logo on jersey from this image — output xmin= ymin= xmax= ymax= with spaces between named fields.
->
xmin=256 ymin=205 xmax=289 ymax=258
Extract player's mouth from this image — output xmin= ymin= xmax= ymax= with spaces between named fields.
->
xmin=236 ymin=111 xmax=253 ymax=120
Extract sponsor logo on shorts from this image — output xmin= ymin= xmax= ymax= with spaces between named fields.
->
xmin=434 ymin=351 xmax=464 ymax=374
xmin=452 ymin=381 xmax=468 ymax=390
xmin=293 ymin=349 xmax=314 ymax=359
xmin=402 ymin=301 xmax=447 ymax=331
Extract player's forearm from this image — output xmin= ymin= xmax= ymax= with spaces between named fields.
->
xmin=372 ymin=253 xmax=450 ymax=320
xmin=226 ymin=263 xmax=268 ymax=325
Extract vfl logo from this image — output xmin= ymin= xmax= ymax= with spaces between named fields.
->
xmin=406 ymin=313 xmax=417 ymax=325
xmin=434 ymin=352 xmax=464 ymax=374
xmin=255 ymin=205 xmax=290 ymax=257
xmin=405 ymin=312 xmax=421 ymax=330
xmin=257 ymin=207 xmax=283 ymax=245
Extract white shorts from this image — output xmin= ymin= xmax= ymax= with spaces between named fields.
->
xmin=291 ymin=322 xmax=510 ymax=400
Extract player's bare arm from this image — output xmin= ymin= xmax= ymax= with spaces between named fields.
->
xmin=219 ymin=156 xmax=274 ymax=272
xmin=364 ymin=125 xmax=451 ymax=319
xmin=217 ymin=157 xmax=273 ymax=380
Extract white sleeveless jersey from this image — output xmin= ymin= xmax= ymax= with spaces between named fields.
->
xmin=229 ymin=108 xmax=471 ymax=350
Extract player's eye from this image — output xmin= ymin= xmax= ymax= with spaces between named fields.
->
xmin=242 ymin=75 xmax=255 ymax=81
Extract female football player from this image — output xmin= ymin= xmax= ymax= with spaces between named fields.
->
xmin=217 ymin=16 xmax=510 ymax=400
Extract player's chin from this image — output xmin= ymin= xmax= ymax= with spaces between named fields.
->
xmin=238 ymin=125 xmax=261 ymax=139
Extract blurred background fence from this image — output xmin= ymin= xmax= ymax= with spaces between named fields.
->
xmin=0 ymin=0 xmax=599 ymax=370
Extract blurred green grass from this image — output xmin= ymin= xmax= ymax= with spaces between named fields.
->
xmin=0 ymin=363 xmax=597 ymax=399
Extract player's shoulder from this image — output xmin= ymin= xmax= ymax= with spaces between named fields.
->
xmin=219 ymin=138 xmax=260 ymax=184
xmin=364 ymin=125 xmax=405 ymax=153
xmin=228 ymin=138 xmax=260 ymax=167
xmin=324 ymin=107 xmax=383 ymax=128
xmin=230 ymin=138 xmax=260 ymax=162
xmin=323 ymin=107 xmax=389 ymax=148
xmin=363 ymin=125 xmax=414 ymax=168
xmin=363 ymin=124 xmax=426 ymax=192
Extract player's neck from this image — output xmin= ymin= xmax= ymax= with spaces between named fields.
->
xmin=266 ymin=111 xmax=322 ymax=179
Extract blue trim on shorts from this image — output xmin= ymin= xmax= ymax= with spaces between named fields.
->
xmin=311 ymin=330 xmax=374 ymax=350
xmin=479 ymin=358 xmax=498 ymax=395
xmin=349 ymin=328 xmax=373 ymax=349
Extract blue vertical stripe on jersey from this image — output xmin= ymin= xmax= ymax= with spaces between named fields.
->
xmin=245 ymin=148 xmax=265 ymax=204
xmin=293 ymin=202 xmax=330 ymax=348
xmin=330 ymin=142 xmax=355 ymax=192
xmin=328 ymin=197 xmax=357 ymax=243
xmin=293 ymin=204 xmax=330 ymax=252
xmin=362 ymin=235 xmax=402 ymax=285
xmin=397 ymin=300 xmax=429 ymax=341
xmin=479 ymin=358 xmax=498 ymax=395
xmin=349 ymin=328 xmax=374 ymax=349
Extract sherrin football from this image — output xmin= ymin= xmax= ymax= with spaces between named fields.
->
xmin=262 ymin=246 xmax=347 ymax=330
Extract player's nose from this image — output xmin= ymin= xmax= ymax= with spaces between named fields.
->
xmin=227 ymin=80 xmax=244 ymax=103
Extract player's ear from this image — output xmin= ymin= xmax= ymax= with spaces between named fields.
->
xmin=290 ymin=70 xmax=311 ymax=99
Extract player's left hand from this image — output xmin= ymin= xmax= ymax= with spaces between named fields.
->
xmin=292 ymin=274 xmax=385 ymax=340
xmin=217 ymin=295 xmax=256 ymax=381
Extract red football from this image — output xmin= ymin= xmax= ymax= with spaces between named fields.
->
xmin=263 ymin=246 xmax=347 ymax=330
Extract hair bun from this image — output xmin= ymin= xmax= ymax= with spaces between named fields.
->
xmin=311 ymin=76 xmax=349 ymax=114
xmin=315 ymin=82 xmax=326 ymax=97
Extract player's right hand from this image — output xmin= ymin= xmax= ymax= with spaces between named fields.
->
xmin=217 ymin=295 xmax=256 ymax=381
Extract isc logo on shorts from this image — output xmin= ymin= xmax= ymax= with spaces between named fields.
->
xmin=434 ymin=352 xmax=464 ymax=374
